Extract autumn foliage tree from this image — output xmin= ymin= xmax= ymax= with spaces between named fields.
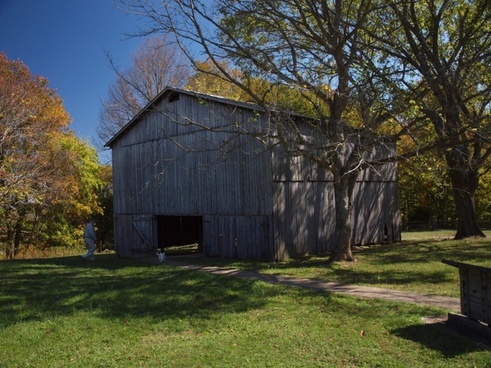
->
xmin=0 ymin=53 xmax=105 ymax=258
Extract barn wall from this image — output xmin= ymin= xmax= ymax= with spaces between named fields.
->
xmin=111 ymin=92 xmax=275 ymax=259
xmin=202 ymin=215 xmax=274 ymax=260
xmin=112 ymin=93 xmax=273 ymax=215
xmin=352 ymin=181 xmax=401 ymax=245
xmin=270 ymin=142 xmax=400 ymax=259
xmin=273 ymin=181 xmax=336 ymax=260
xmin=113 ymin=214 xmax=158 ymax=257
xmin=110 ymin=89 xmax=401 ymax=261
xmin=272 ymin=179 xmax=400 ymax=259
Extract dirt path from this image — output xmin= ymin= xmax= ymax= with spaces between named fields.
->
xmin=167 ymin=262 xmax=460 ymax=312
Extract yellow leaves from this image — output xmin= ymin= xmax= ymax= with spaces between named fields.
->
xmin=0 ymin=53 xmax=105 ymax=227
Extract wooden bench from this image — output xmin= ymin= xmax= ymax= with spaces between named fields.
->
xmin=442 ymin=259 xmax=491 ymax=327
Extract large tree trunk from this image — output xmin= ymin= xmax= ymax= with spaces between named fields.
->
xmin=448 ymin=166 xmax=485 ymax=239
xmin=427 ymin=99 xmax=486 ymax=239
xmin=328 ymin=171 xmax=357 ymax=263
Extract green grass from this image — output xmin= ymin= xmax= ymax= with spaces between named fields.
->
xmin=176 ymin=230 xmax=491 ymax=297
xmin=1 ymin=249 xmax=490 ymax=367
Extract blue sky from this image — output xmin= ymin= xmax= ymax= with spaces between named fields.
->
xmin=0 ymin=0 xmax=149 ymax=163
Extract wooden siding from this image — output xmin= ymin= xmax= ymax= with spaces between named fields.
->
xmin=273 ymin=181 xmax=336 ymax=259
xmin=109 ymin=88 xmax=401 ymax=260
xmin=113 ymin=214 xmax=157 ymax=257
xmin=271 ymin=180 xmax=400 ymax=259
xmin=111 ymin=93 xmax=274 ymax=216
xmin=272 ymin=143 xmax=396 ymax=183
xmin=111 ymin=91 xmax=276 ymax=259
xmin=443 ymin=260 xmax=491 ymax=327
xmin=203 ymin=215 xmax=274 ymax=260
xmin=270 ymin=137 xmax=400 ymax=258
xmin=352 ymin=181 xmax=401 ymax=245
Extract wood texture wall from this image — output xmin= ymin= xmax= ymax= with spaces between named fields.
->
xmin=109 ymin=88 xmax=401 ymax=261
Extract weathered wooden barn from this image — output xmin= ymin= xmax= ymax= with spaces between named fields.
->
xmin=106 ymin=87 xmax=401 ymax=261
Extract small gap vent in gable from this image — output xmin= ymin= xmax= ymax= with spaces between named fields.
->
xmin=168 ymin=92 xmax=180 ymax=103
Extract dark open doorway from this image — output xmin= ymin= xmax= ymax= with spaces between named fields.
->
xmin=157 ymin=215 xmax=203 ymax=254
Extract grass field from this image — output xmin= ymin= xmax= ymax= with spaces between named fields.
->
xmin=177 ymin=230 xmax=491 ymax=298
xmin=1 ymin=231 xmax=490 ymax=367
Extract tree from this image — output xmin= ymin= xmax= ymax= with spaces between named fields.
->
xmin=398 ymin=152 xmax=455 ymax=229
xmin=98 ymin=35 xmax=192 ymax=144
xmin=93 ymin=164 xmax=114 ymax=247
xmin=0 ymin=53 xmax=105 ymax=257
xmin=475 ymin=168 xmax=491 ymax=225
xmin=119 ymin=0 xmax=406 ymax=262
xmin=30 ymin=133 xmax=105 ymax=249
xmin=186 ymin=59 xmax=324 ymax=117
xmin=0 ymin=53 xmax=70 ymax=256
xmin=374 ymin=0 xmax=491 ymax=238
xmin=185 ymin=59 xmax=247 ymax=100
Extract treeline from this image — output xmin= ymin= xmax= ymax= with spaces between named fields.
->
xmin=0 ymin=53 xmax=112 ymax=258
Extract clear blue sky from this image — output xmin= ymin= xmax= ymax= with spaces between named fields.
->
xmin=0 ymin=0 xmax=149 ymax=163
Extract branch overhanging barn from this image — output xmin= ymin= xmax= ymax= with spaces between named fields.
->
xmin=105 ymin=87 xmax=401 ymax=260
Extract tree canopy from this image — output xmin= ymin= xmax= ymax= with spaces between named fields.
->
xmin=373 ymin=0 xmax=491 ymax=238
xmin=118 ymin=0 xmax=491 ymax=260
xmin=0 ymin=53 xmax=107 ymax=258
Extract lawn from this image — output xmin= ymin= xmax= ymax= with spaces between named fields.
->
xmin=176 ymin=230 xmax=491 ymax=298
xmin=1 ymin=242 xmax=491 ymax=367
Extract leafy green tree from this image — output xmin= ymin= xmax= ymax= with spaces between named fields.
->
xmin=399 ymin=153 xmax=455 ymax=228
xmin=475 ymin=168 xmax=491 ymax=225
xmin=0 ymin=53 xmax=106 ymax=257
xmin=186 ymin=59 xmax=322 ymax=117
xmin=374 ymin=0 xmax=491 ymax=238
xmin=185 ymin=59 xmax=247 ymax=100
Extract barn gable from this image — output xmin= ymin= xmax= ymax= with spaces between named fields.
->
xmin=106 ymin=87 xmax=401 ymax=261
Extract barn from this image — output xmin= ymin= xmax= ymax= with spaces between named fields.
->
xmin=105 ymin=87 xmax=401 ymax=261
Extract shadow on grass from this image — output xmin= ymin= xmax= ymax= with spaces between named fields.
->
xmin=391 ymin=322 xmax=488 ymax=357
xmin=1 ymin=254 xmax=489 ymax=358
xmin=0 ymin=254 xmax=290 ymax=329
xmin=215 ymin=239 xmax=491 ymax=288
xmin=198 ymin=253 xmax=454 ymax=289
xmin=354 ymin=240 xmax=491 ymax=264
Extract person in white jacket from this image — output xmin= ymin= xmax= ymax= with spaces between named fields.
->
xmin=81 ymin=218 xmax=98 ymax=261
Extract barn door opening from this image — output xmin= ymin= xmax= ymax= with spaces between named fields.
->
xmin=157 ymin=216 xmax=203 ymax=254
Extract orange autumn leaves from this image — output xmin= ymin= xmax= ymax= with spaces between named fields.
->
xmin=0 ymin=53 xmax=104 ymax=253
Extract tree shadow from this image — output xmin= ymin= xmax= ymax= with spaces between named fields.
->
xmin=213 ymin=253 xmax=453 ymax=287
xmin=391 ymin=322 xmax=489 ymax=357
xmin=0 ymin=254 xmax=321 ymax=330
